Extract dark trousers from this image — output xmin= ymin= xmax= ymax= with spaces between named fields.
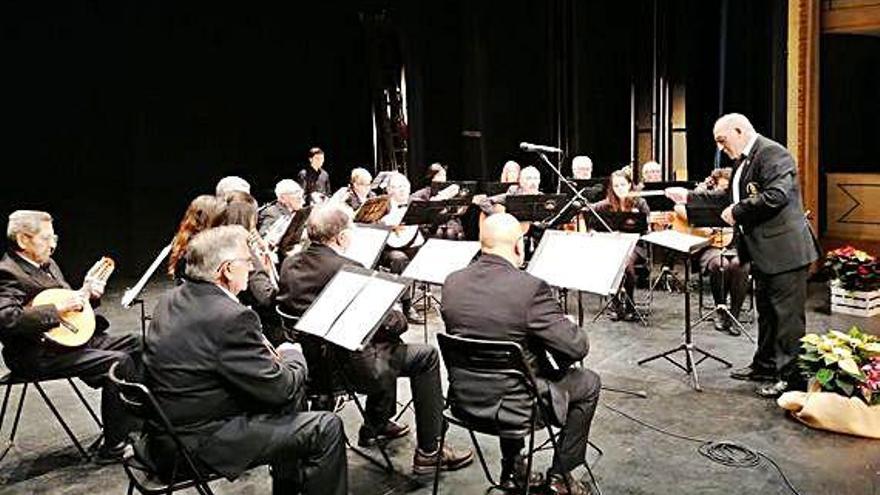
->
xmin=699 ymin=249 xmax=749 ymax=316
xmin=618 ymin=246 xmax=646 ymax=307
xmin=751 ymin=264 xmax=809 ymax=377
xmin=9 ymin=331 xmax=141 ymax=447
xmin=382 ymin=248 xmax=415 ymax=311
xmin=249 ymin=411 xmax=348 ymax=495
xmin=348 ymin=342 xmax=444 ymax=452
xmin=500 ymin=367 xmax=601 ymax=474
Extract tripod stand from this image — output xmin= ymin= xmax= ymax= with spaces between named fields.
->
xmin=638 ymin=231 xmax=731 ymax=391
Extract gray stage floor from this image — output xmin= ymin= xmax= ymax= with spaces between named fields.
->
xmin=1 ymin=276 xmax=878 ymax=494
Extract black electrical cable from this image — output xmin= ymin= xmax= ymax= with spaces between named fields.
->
xmin=602 ymin=402 xmax=802 ymax=495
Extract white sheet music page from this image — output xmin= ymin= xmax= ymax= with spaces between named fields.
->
xmin=343 ymin=225 xmax=389 ymax=268
xmin=326 ymin=276 xmax=404 ymax=351
xmin=402 ymin=239 xmax=481 ymax=285
xmin=295 ymin=270 xmax=367 ymax=338
xmin=527 ymin=231 xmax=638 ymax=296
xmin=640 ymin=229 xmax=709 ymax=253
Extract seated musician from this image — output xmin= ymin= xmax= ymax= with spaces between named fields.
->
xmin=257 ymin=179 xmax=304 ymax=241
xmin=480 ymin=165 xmax=544 ymax=256
xmin=222 ymin=196 xmax=284 ymax=345
xmin=571 ymin=155 xmax=593 ymax=180
xmin=593 ymin=169 xmax=650 ymax=321
xmin=441 ymin=213 xmax=601 ymax=495
xmin=379 ymin=172 xmax=426 ymax=323
xmin=411 ymin=162 xmax=466 ymax=241
xmin=277 ymin=204 xmax=474 ymax=474
xmin=331 ymin=167 xmax=375 ymax=211
xmin=674 ymin=168 xmax=749 ymax=335
xmin=215 ymin=175 xmax=251 ymax=199
xmin=168 ymin=194 xmax=227 ymax=283
xmin=641 ymin=160 xmax=662 ymax=183
xmin=144 ymin=225 xmax=346 ymax=494
xmin=0 ymin=210 xmax=140 ymax=462
xmin=499 ymin=160 xmax=521 ymax=183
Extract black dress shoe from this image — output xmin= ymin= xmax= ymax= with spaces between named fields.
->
xmin=755 ymin=380 xmax=789 ymax=398
xmin=499 ymin=456 xmax=544 ymax=492
xmin=729 ymin=366 xmax=776 ymax=382
xmin=93 ymin=441 xmax=128 ymax=465
xmin=725 ymin=317 xmax=742 ymax=336
xmin=358 ymin=421 xmax=410 ymax=447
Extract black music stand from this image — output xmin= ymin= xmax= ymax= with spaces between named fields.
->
xmin=400 ymin=198 xmax=472 ymax=228
xmin=480 ymin=181 xmax=517 ymax=196
xmin=584 ymin=211 xmax=648 ymax=234
xmin=277 ymin=206 xmax=312 ymax=258
xmin=504 ymin=194 xmax=570 ymax=222
xmin=686 ymin=203 xmax=754 ymax=342
xmin=430 ymin=181 xmax=479 ymax=198
xmin=565 ymin=178 xmax=607 ymax=203
xmin=637 ymin=230 xmax=732 ymax=391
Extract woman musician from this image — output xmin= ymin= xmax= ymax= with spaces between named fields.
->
xmin=592 ymin=168 xmax=650 ymax=321
xmin=671 ymin=168 xmax=749 ymax=336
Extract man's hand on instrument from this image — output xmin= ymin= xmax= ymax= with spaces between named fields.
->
xmin=721 ymin=205 xmax=735 ymax=226
xmin=665 ymin=187 xmax=689 ymax=204
xmin=83 ymin=278 xmax=106 ymax=299
xmin=54 ymin=292 xmax=86 ymax=314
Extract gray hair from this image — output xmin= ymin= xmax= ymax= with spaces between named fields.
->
xmin=7 ymin=210 xmax=52 ymax=246
xmin=215 ymin=176 xmax=251 ymax=198
xmin=572 ymin=155 xmax=592 ymax=171
xmin=307 ymin=203 xmax=354 ymax=244
xmin=715 ymin=113 xmax=755 ymax=134
xmin=350 ymin=167 xmax=372 ymax=185
xmin=275 ymin=179 xmax=303 ymax=198
xmin=387 ymin=172 xmax=410 ymax=189
xmin=184 ymin=225 xmax=249 ymax=282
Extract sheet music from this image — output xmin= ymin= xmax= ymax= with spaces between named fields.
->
xmin=527 ymin=231 xmax=638 ymax=296
xmin=295 ymin=270 xmax=367 ymax=337
xmin=121 ymin=243 xmax=172 ymax=308
xmin=343 ymin=225 xmax=389 ymax=268
xmin=402 ymin=239 xmax=480 ymax=285
xmin=326 ymin=276 xmax=402 ymax=351
xmin=640 ymin=229 xmax=709 ymax=253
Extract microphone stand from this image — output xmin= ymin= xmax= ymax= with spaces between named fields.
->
xmin=531 ymin=152 xmax=614 ymax=233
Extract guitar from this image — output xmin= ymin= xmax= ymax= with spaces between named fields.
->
xmin=32 ymin=257 xmax=115 ymax=347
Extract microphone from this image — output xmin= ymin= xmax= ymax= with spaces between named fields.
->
xmin=520 ymin=142 xmax=563 ymax=153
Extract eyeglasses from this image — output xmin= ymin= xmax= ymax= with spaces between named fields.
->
xmin=219 ymin=256 xmax=254 ymax=271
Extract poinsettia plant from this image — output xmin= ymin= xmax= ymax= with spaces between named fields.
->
xmin=799 ymin=326 xmax=880 ymax=405
xmin=824 ymin=246 xmax=880 ymax=291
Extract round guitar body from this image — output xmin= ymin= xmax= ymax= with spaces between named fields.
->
xmin=31 ymin=288 xmax=96 ymax=347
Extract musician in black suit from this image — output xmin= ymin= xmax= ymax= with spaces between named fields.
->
xmin=143 ymin=225 xmax=346 ymax=494
xmin=442 ymin=213 xmax=600 ymax=495
xmin=667 ymin=113 xmax=819 ymax=397
xmin=277 ymin=203 xmax=473 ymax=475
xmin=297 ymin=147 xmax=332 ymax=204
xmin=0 ymin=210 xmax=140 ymax=461
xmin=330 ymin=167 xmax=375 ymax=211
xmin=257 ymin=179 xmax=304 ymax=239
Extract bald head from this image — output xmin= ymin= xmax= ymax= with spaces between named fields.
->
xmin=480 ymin=213 xmax=525 ymax=266
xmin=713 ymin=113 xmax=756 ymax=160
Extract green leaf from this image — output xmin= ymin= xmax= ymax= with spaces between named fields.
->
xmin=834 ymin=378 xmax=855 ymax=397
xmin=799 ymin=352 xmax=822 ymax=362
xmin=838 ymin=357 xmax=863 ymax=378
xmin=823 ymin=354 xmax=840 ymax=365
xmin=816 ymin=368 xmax=835 ymax=386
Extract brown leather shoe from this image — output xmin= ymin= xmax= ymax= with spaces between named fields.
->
xmin=412 ymin=444 xmax=474 ymax=475
xmin=358 ymin=421 xmax=410 ymax=447
xmin=500 ymin=456 xmax=544 ymax=492
xmin=547 ymin=472 xmax=592 ymax=495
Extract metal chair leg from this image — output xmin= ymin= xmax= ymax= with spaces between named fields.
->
xmin=33 ymin=382 xmax=89 ymax=460
xmin=67 ymin=378 xmax=102 ymax=428
xmin=432 ymin=423 xmax=448 ymax=495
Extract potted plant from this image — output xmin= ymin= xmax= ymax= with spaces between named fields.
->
xmin=824 ymin=246 xmax=880 ymax=316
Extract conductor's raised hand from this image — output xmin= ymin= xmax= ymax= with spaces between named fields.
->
xmin=665 ymin=187 xmax=689 ymax=204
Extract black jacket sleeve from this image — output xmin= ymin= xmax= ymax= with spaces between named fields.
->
xmin=0 ymin=271 xmax=60 ymax=337
xmin=216 ymin=310 xmax=303 ymax=407
xmin=526 ymin=280 xmax=589 ymax=366
xmin=731 ymin=146 xmax=796 ymax=227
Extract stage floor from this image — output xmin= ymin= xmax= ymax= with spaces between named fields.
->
xmin=1 ymin=276 xmax=878 ymax=494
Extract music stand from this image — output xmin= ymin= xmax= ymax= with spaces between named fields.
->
xmin=121 ymin=243 xmax=172 ymax=344
xmin=295 ymin=266 xmax=411 ymax=351
xmin=344 ymin=223 xmax=390 ymax=269
xmin=637 ymin=229 xmax=732 ymax=391
xmin=430 ymin=181 xmax=479 ymax=198
xmin=504 ymin=194 xmax=570 ymax=222
xmin=277 ymin=206 xmax=312 ymax=258
xmin=399 ymin=198 xmax=472 ymax=227
xmin=585 ymin=211 xmax=648 ymax=234
xmin=686 ymin=203 xmax=754 ymax=342
xmin=567 ymin=178 xmax=607 ymax=203
xmin=481 ymin=181 xmax=517 ymax=196
xmin=354 ymin=195 xmax=390 ymax=224
xmin=402 ymin=239 xmax=481 ymax=342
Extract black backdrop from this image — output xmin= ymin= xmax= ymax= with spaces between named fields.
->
xmin=2 ymin=0 xmax=787 ymax=279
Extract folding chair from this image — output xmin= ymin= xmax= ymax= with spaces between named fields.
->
xmin=0 ymin=369 xmax=103 ymax=462
xmin=434 ymin=333 xmax=601 ymax=495
xmin=107 ymin=361 xmax=221 ymax=495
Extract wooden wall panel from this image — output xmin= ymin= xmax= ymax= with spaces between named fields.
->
xmin=826 ymin=173 xmax=880 ymax=241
